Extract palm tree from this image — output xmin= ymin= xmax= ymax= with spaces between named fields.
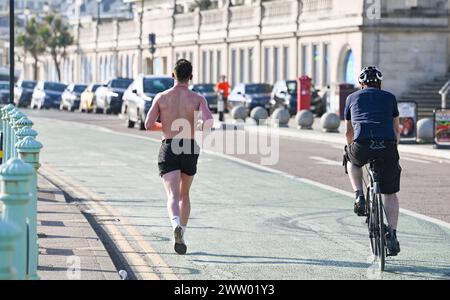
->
xmin=16 ymin=17 xmax=47 ymax=80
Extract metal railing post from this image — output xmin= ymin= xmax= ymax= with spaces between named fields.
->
xmin=16 ymin=136 xmax=43 ymax=281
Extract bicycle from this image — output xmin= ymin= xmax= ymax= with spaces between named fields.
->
xmin=364 ymin=158 xmax=389 ymax=271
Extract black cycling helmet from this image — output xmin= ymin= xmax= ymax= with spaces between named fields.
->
xmin=358 ymin=66 xmax=383 ymax=85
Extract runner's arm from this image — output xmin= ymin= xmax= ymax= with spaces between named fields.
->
xmin=345 ymin=120 xmax=354 ymax=145
xmin=199 ymin=97 xmax=214 ymax=131
xmin=393 ymin=117 xmax=400 ymax=145
xmin=145 ymin=94 xmax=162 ymax=131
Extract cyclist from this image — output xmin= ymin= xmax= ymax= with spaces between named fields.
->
xmin=344 ymin=66 xmax=402 ymax=256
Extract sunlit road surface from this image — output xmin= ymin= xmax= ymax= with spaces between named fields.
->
xmin=29 ymin=110 xmax=450 ymax=280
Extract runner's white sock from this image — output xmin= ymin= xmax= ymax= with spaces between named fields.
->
xmin=171 ymin=216 xmax=181 ymax=230
xmin=181 ymin=226 xmax=187 ymax=234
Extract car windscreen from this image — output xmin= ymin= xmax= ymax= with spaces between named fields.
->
xmin=0 ymin=83 xmax=9 ymax=90
xmin=111 ymin=79 xmax=132 ymax=89
xmin=74 ymin=85 xmax=87 ymax=93
xmin=44 ymin=82 xmax=66 ymax=92
xmin=245 ymin=84 xmax=272 ymax=94
xmin=286 ymin=81 xmax=297 ymax=95
xmin=193 ymin=84 xmax=215 ymax=93
xmin=22 ymin=81 xmax=36 ymax=89
xmin=144 ymin=78 xmax=174 ymax=94
xmin=92 ymin=84 xmax=101 ymax=92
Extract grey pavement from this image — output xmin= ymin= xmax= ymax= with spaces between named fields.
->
xmin=29 ymin=114 xmax=450 ymax=280
xmin=37 ymin=174 xmax=119 ymax=280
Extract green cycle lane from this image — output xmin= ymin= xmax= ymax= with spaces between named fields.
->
xmin=32 ymin=117 xmax=450 ymax=280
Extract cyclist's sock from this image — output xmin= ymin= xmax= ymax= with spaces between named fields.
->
xmin=355 ymin=190 xmax=364 ymax=199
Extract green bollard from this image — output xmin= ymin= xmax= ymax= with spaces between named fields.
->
xmin=2 ymin=106 xmax=15 ymax=162
xmin=6 ymin=108 xmax=18 ymax=161
xmin=10 ymin=111 xmax=26 ymax=159
xmin=16 ymin=137 xmax=43 ymax=281
xmin=0 ymin=158 xmax=34 ymax=280
xmin=0 ymin=219 xmax=21 ymax=280
xmin=16 ymin=127 xmax=38 ymax=144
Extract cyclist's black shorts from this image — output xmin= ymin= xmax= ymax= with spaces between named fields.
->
xmin=346 ymin=139 xmax=402 ymax=194
xmin=158 ymin=139 xmax=200 ymax=177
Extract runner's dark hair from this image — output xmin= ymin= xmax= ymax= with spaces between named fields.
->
xmin=174 ymin=59 xmax=193 ymax=83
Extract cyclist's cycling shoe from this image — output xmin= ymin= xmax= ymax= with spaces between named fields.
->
xmin=385 ymin=230 xmax=401 ymax=256
xmin=354 ymin=195 xmax=367 ymax=217
xmin=174 ymin=226 xmax=187 ymax=255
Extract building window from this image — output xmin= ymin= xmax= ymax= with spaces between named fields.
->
xmin=323 ymin=43 xmax=330 ymax=86
xmin=248 ymin=48 xmax=254 ymax=83
xmin=239 ymin=49 xmax=245 ymax=84
xmin=264 ymin=47 xmax=270 ymax=83
xmin=216 ymin=50 xmax=222 ymax=81
xmin=209 ymin=50 xmax=214 ymax=83
xmin=231 ymin=49 xmax=237 ymax=86
xmin=273 ymin=47 xmax=279 ymax=83
xmin=283 ymin=46 xmax=289 ymax=80
xmin=189 ymin=52 xmax=193 ymax=63
xmin=301 ymin=45 xmax=309 ymax=76
xmin=176 ymin=53 xmax=180 ymax=62
xmin=202 ymin=51 xmax=207 ymax=82
xmin=312 ymin=44 xmax=320 ymax=86
xmin=344 ymin=49 xmax=355 ymax=84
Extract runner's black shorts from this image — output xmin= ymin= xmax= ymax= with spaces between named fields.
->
xmin=345 ymin=139 xmax=402 ymax=194
xmin=158 ymin=139 xmax=200 ymax=177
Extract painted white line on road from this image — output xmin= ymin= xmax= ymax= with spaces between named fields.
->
xmin=401 ymin=157 xmax=431 ymax=164
xmin=309 ymin=156 xmax=342 ymax=166
xmin=33 ymin=117 xmax=450 ymax=232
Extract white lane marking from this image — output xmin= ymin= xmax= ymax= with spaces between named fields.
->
xmin=309 ymin=156 xmax=342 ymax=166
xmin=33 ymin=117 xmax=450 ymax=231
xmin=401 ymin=157 xmax=431 ymax=164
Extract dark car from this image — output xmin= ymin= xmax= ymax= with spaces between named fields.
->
xmin=31 ymin=81 xmax=67 ymax=109
xmin=122 ymin=75 xmax=174 ymax=130
xmin=60 ymin=83 xmax=88 ymax=111
xmin=0 ymin=81 xmax=10 ymax=105
xmin=14 ymin=80 xmax=37 ymax=107
xmin=228 ymin=83 xmax=272 ymax=113
xmin=270 ymin=80 xmax=326 ymax=117
xmin=94 ymin=77 xmax=133 ymax=114
xmin=190 ymin=84 xmax=218 ymax=113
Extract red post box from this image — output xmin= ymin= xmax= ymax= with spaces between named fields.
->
xmin=298 ymin=76 xmax=312 ymax=113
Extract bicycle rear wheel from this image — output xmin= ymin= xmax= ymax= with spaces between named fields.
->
xmin=375 ymin=194 xmax=386 ymax=271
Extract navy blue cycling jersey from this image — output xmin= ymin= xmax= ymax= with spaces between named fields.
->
xmin=344 ymin=87 xmax=399 ymax=142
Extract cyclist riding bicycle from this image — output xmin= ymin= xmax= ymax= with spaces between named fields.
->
xmin=344 ymin=66 xmax=402 ymax=256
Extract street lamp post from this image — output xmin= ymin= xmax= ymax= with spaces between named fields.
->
xmin=148 ymin=33 xmax=156 ymax=75
xmin=9 ymin=0 xmax=14 ymax=104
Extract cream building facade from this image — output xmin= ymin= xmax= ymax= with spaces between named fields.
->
xmin=21 ymin=0 xmax=450 ymax=98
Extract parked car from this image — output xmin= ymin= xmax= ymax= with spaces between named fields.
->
xmin=94 ymin=77 xmax=133 ymax=114
xmin=79 ymin=83 xmax=101 ymax=113
xmin=60 ymin=83 xmax=88 ymax=112
xmin=14 ymin=80 xmax=37 ymax=107
xmin=270 ymin=80 xmax=326 ymax=117
xmin=31 ymin=81 xmax=67 ymax=109
xmin=189 ymin=83 xmax=218 ymax=113
xmin=122 ymin=75 xmax=174 ymax=130
xmin=227 ymin=83 xmax=272 ymax=113
xmin=0 ymin=81 xmax=10 ymax=105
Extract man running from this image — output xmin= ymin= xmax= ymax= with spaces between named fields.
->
xmin=344 ymin=66 xmax=402 ymax=256
xmin=145 ymin=59 xmax=214 ymax=255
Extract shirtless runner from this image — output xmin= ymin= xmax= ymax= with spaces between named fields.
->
xmin=145 ymin=59 xmax=214 ymax=255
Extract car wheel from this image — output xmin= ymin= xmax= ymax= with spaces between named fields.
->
xmin=126 ymin=110 xmax=135 ymax=129
xmin=138 ymin=112 xmax=146 ymax=131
